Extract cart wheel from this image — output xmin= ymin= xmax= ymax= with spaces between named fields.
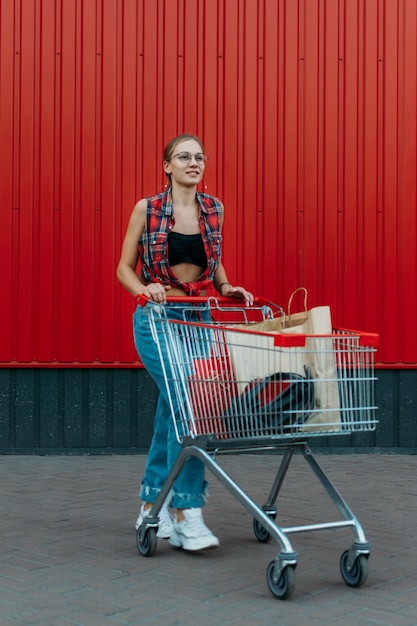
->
xmin=136 ymin=526 xmax=157 ymax=557
xmin=266 ymin=561 xmax=296 ymax=600
xmin=340 ymin=550 xmax=368 ymax=587
xmin=253 ymin=513 xmax=276 ymax=543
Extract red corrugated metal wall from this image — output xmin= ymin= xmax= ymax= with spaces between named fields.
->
xmin=1 ymin=0 xmax=416 ymax=367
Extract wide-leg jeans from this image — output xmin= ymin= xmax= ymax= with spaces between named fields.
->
xmin=133 ymin=302 xmax=209 ymax=509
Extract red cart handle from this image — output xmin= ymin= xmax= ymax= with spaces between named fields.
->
xmin=136 ymin=294 xmax=277 ymax=308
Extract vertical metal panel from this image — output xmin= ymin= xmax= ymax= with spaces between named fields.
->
xmin=0 ymin=0 xmax=416 ymax=366
xmin=36 ymin=0 xmax=56 ymax=362
xmin=0 ymin=0 xmax=14 ymax=362
xmin=397 ymin=0 xmax=417 ymax=364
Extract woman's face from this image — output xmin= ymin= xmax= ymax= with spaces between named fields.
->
xmin=164 ymin=139 xmax=206 ymax=187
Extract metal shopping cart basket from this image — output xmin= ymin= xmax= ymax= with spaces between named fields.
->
xmin=135 ymin=295 xmax=379 ymax=600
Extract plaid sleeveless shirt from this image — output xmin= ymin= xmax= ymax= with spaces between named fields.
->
xmin=138 ymin=190 xmax=223 ymax=296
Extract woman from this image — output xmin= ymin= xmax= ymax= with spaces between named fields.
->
xmin=117 ymin=133 xmax=253 ymax=551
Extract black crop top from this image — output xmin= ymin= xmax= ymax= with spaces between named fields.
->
xmin=168 ymin=232 xmax=207 ymax=269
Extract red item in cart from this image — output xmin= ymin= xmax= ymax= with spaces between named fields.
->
xmin=188 ymin=353 xmax=238 ymax=438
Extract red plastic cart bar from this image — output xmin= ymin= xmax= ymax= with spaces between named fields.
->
xmin=273 ymin=330 xmax=379 ymax=349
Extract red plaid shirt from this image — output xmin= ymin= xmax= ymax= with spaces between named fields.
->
xmin=138 ymin=190 xmax=223 ymax=296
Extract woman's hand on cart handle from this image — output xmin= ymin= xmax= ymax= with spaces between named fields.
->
xmin=137 ymin=283 xmax=171 ymax=304
xmin=220 ymin=283 xmax=254 ymax=306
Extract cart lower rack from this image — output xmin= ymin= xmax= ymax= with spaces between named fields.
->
xmin=136 ymin=296 xmax=378 ymax=600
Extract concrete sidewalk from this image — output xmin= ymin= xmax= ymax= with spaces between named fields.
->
xmin=1 ymin=451 xmax=417 ymax=625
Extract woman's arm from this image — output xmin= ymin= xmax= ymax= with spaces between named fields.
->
xmin=116 ymin=199 xmax=170 ymax=300
xmin=214 ymin=263 xmax=254 ymax=306
xmin=213 ymin=204 xmax=253 ymax=305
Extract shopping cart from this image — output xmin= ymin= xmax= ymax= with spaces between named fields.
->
xmin=135 ymin=296 xmax=378 ymax=600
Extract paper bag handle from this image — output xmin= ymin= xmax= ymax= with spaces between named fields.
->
xmin=287 ymin=287 xmax=308 ymax=318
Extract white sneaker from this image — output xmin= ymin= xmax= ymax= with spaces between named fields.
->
xmin=169 ymin=508 xmax=220 ymax=551
xmin=135 ymin=502 xmax=174 ymax=539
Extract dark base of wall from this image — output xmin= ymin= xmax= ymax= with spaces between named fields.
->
xmin=1 ymin=446 xmax=416 ymax=456
xmin=1 ymin=368 xmax=416 ymax=453
xmin=0 ymin=447 xmax=149 ymax=455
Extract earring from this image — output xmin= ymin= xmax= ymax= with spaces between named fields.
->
xmin=202 ymin=178 xmax=208 ymax=191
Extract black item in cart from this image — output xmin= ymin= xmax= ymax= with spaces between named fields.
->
xmin=223 ymin=370 xmax=315 ymax=437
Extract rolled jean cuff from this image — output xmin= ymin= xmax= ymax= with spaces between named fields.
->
xmin=139 ymin=483 xmax=163 ymax=504
xmin=140 ymin=481 xmax=209 ymax=509
xmin=171 ymin=481 xmax=208 ymax=509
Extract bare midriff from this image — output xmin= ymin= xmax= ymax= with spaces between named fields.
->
xmin=166 ymin=262 xmax=207 ymax=296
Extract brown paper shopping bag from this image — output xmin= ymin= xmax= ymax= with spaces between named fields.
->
xmin=275 ymin=289 xmax=341 ymax=431
xmin=226 ymin=320 xmax=307 ymax=394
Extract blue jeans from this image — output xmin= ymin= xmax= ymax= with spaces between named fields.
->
xmin=133 ymin=302 xmax=211 ymax=509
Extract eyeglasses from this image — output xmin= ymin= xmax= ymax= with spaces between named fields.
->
xmin=171 ymin=152 xmax=208 ymax=165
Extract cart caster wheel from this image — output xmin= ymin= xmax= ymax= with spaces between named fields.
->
xmin=266 ymin=561 xmax=296 ymax=600
xmin=340 ymin=550 xmax=368 ymax=587
xmin=136 ymin=526 xmax=157 ymax=557
xmin=253 ymin=513 xmax=276 ymax=543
